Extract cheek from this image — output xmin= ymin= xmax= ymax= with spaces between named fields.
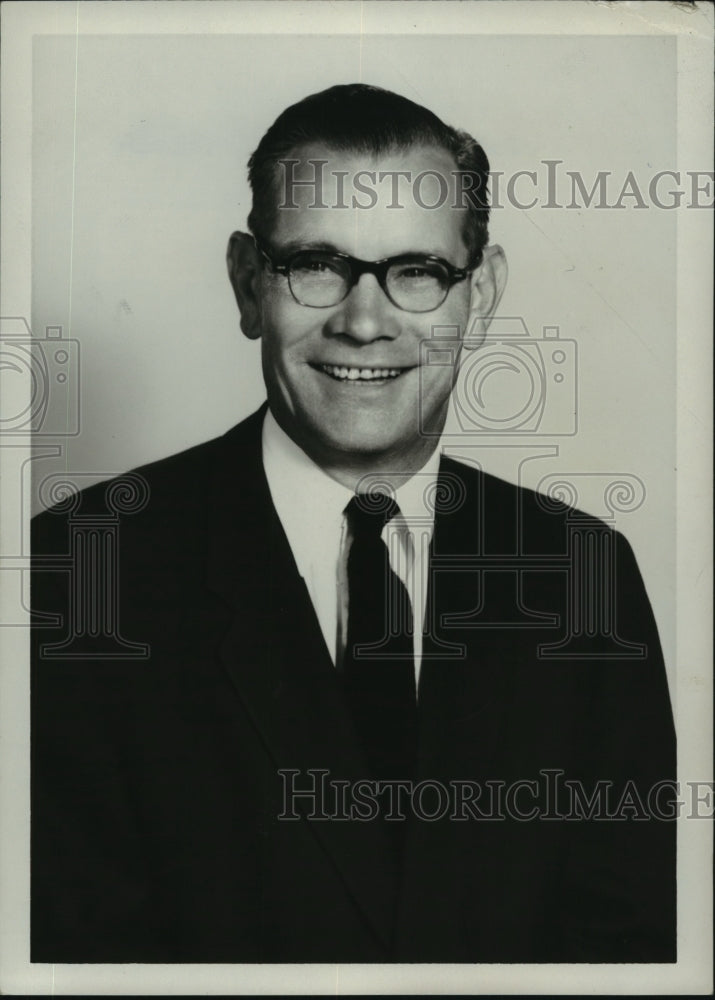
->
xmin=415 ymin=313 xmax=464 ymax=388
xmin=259 ymin=309 xmax=303 ymax=369
xmin=422 ymin=361 xmax=460 ymax=401
xmin=259 ymin=275 xmax=302 ymax=341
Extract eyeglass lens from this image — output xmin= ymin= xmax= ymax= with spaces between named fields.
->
xmin=287 ymin=252 xmax=451 ymax=312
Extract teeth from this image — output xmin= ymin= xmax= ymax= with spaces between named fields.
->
xmin=320 ymin=364 xmax=404 ymax=381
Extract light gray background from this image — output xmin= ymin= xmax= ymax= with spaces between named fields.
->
xmin=32 ymin=32 xmax=677 ymax=684
xmin=3 ymin=3 xmax=710 ymax=994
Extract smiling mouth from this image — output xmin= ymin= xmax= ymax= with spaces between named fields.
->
xmin=315 ymin=363 xmax=411 ymax=382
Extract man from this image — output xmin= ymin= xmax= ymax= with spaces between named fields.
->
xmin=31 ymin=84 xmax=676 ymax=963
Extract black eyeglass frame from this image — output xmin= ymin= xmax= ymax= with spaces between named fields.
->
xmin=255 ymin=240 xmax=481 ymax=313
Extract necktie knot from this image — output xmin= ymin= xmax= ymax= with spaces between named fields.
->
xmin=346 ymin=492 xmax=400 ymax=537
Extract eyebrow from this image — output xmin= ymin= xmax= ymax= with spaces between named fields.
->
xmin=268 ymin=239 xmax=457 ymax=261
xmin=270 ymin=239 xmax=343 ymax=256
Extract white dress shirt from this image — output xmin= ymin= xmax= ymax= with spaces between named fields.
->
xmin=261 ymin=409 xmax=441 ymax=688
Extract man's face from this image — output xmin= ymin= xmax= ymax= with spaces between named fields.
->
xmin=234 ymin=144 xmax=495 ymax=476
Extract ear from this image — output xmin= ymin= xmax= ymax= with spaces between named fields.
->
xmin=464 ymin=244 xmax=508 ymax=348
xmin=226 ymin=231 xmax=264 ymax=340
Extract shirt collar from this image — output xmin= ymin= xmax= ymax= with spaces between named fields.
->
xmin=262 ymin=409 xmax=352 ymax=576
xmin=262 ymin=408 xmax=442 ymax=554
xmin=392 ymin=445 xmax=441 ymax=536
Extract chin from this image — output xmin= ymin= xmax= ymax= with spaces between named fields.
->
xmin=329 ymin=434 xmax=400 ymax=459
xmin=309 ymin=424 xmax=402 ymax=461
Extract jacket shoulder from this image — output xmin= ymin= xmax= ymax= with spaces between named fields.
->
xmin=441 ymin=453 xmax=621 ymax=554
xmin=31 ymin=407 xmax=265 ymax=550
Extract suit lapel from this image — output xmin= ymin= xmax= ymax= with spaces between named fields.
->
xmin=205 ymin=408 xmax=396 ymax=950
xmin=395 ymin=456 xmax=516 ymax=952
xmin=417 ymin=456 xmax=512 ymax=779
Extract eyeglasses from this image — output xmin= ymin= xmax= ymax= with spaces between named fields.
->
xmin=256 ymin=241 xmax=479 ymax=313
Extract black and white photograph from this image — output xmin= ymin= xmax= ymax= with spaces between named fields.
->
xmin=0 ymin=1 xmax=712 ymax=994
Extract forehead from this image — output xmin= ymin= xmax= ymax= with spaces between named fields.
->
xmin=270 ymin=142 xmax=470 ymax=261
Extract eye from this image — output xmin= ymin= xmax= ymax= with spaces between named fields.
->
xmin=399 ymin=265 xmax=432 ymax=279
xmin=291 ymin=254 xmax=344 ymax=276
xmin=391 ymin=260 xmax=446 ymax=283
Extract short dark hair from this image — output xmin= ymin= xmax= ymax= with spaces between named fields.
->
xmin=247 ymin=83 xmax=490 ymax=267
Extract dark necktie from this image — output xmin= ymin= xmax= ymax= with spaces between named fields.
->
xmin=342 ymin=494 xmax=418 ymax=790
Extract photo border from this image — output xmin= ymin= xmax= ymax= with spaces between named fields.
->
xmin=1 ymin=2 xmax=712 ymax=994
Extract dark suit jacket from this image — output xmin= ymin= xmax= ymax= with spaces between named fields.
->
xmin=31 ymin=405 xmax=676 ymax=963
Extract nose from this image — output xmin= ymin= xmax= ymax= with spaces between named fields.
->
xmin=324 ymin=273 xmax=399 ymax=343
